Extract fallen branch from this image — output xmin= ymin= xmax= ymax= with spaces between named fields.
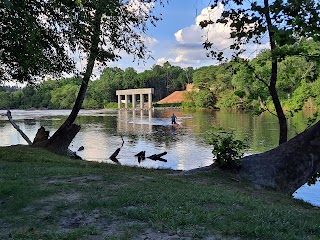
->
xmin=6 ymin=110 xmax=32 ymax=145
xmin=147 ymin=151 xmax=167 ymax=160
xmin=110 ymin=148 xmax=121 ymax=159
xmin=135 ymin=151 xmax=145 ymax=157
xmin=109 ymin=136 xmax=125 ymax=162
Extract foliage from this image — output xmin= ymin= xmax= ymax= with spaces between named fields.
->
xmin=1 ymin=0 xmax=167 ymax=84
xmin=206 ymin=128 xmax=248 ymax=170
xmin=104 ymin=102 xmax=118 ymax=109
xmin=307 ymin=172 xmax=320 ymax=186
xmin=200 ymin=0 xmax=320 ymax=144
xmin=1 ymin=38 xmax=320 ymax=111
xmin=217 ymin=89 xmax=241 ymax=109
xmin=0 ymin=0 xmax=75 ymax=83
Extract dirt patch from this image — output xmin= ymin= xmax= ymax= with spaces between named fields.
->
xmin=45 ymin=175 xmax=104 ymax=185
xmin=59 ymin=210 xmax=100 ymax=229
xmin=134 ymin=231 xmax=192 ymax=240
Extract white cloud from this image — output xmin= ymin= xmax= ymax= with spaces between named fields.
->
xmin=156 ymin=4 xmax=232 ymax=68
xmin=156 ymin=3 xmax=269 ymax=69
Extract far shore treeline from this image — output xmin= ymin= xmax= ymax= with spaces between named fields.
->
xmin=1 ymin=40 xmax=320 ymax=112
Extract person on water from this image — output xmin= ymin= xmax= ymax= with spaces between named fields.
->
xmin=171 ymin=113 xmax=177 ymax=124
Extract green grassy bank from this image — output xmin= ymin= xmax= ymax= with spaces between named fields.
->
xmin=0 ymin=146 xmax=319 ymax=240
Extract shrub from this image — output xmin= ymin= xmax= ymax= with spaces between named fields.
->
xmin=105 ymin=102 xmax=118 ymax=109
xmin=206 ymin=128 xmax=248 ymax=170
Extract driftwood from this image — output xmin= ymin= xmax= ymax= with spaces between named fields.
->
xmin=109 ymin=136 xmax=124 ymax=163
xmin=6 ymin=110 xmax=32 ymax=145
xmin=78 ymin=146 xmax=84 ymax=151
xmin=135 ymin=151 xmax=145 ymax=157
xmin=135 ymin=151 xmax=146 ymax=164
xmin=110 ymin=148 xmax=121 ymax=159
xmin=147 ymin=151 xmax=167 ymax=161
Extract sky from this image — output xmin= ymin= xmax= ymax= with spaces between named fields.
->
xmin=102 ymin=0 xmax=269 ymax=73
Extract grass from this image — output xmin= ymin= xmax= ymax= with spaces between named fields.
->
xmin=0 ymin=145 xmax=319 ymax=239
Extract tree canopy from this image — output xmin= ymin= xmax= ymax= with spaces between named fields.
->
xmin=0 ymin=0 xmax=163 ymax=84
xmin=200 ymin=0 xmax=320 ymax=144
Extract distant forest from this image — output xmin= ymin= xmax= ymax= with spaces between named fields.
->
xmin=1 ymin=39 xmax=320 ymax=113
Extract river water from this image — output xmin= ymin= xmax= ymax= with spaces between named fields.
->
xmin=0 ymin=108 xmax=319 ymax=206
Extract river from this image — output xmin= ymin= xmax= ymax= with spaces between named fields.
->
xmin=0 ymin=108 xmax=319 ymax=206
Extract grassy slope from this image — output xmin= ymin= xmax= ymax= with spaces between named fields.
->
xmin=0 ymin=146 xmax=319 ymax=240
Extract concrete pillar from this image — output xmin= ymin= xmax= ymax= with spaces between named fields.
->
xmin=148 ymin=93 xmax=152 ymax=109
xmin=132 ymin=94 xmax=136 ymax=109
xmin=140 ymin=94 xmax=144 ymax=109
xmin=118 ymin=95 xmax=121 ymax=109
xmin=125 ymin=94 xmax=128 ymax=109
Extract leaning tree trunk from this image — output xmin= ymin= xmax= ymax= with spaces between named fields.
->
xmin=240 ymin=119 xmax=320 ymax=194
xmin=45 ymin=9 xmax=103 ymax=154
xmin=264 ymin=0 xmax=288 ymax=145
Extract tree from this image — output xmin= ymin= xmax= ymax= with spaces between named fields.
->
xmin=2 ymin=0 xmax=164 ymax=153
xmin=199 ymin=1 xmax=320 ymax=194
xmin=45 ymin=0 xmax=164 ymax=153
xmin=0 ymin=0 xmax=75 ymax=83
xmin=200 ymin=0 xmax=320 ymax=145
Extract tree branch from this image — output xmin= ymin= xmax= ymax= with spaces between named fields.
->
xmin=6 ymin=110 xmax=32 ymax=145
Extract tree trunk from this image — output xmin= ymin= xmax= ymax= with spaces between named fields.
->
xmin=268 ymin=77 xmax=288 ymax=145
xmin=44 ymin=9 xmax=102 ymax=154
xmin=240 ymin=120 xmax=320 ymax=194
xmin=264 ymin=0 xmax=288 ymax=145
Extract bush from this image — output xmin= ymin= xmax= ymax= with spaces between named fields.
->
xmin=105 ymin=102 xmax=119 ymax=109
xmin=217 ymin=89 xmax=240 ymax=109
xmin=206 ymin=128 xmax=248 ymax=170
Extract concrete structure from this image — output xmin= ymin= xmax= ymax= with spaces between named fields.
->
xmin=116 ymin=88 xmax=154 ymax=110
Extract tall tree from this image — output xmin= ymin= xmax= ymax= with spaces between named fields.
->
xmin=45 ymin=0 xmax=164 ymax=153
xmin=200 ymin=0 xmax=320 ymax=145
xmin=0 ymin=0 xmax=75 ymax=83
xmin=1 ymin=0 xmax=164 ymax=153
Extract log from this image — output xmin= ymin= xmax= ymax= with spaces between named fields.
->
xmin=240 ymin=119 xmax=320 ymax=194
xmin=137 ymin=156 xmax=146 ymax=163
xmin=78 ymin=146 xmax=84 ymax=151
xmin=135 ymin=151 xmax=145 ymax=157
xmin=109 ymin=136 xmax=125 ymax=160
xmin=6 ymin=110 xmax=32 ymax=145
xmin=109 ymin=156 xmax=120 ymax=164
xmin=110 ymin=148 xmax=121 ymax=159
xmin=147 ymin=151 xmax=167 ymax=160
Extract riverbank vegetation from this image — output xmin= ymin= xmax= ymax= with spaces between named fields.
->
xmin=1 ymin=39 xmax=319 ymax=113
xmin=0 ymin=145 xmax=319 ymax=240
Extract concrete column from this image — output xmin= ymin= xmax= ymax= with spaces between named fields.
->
xmin=118 ymin=95 xmax=121 ymax=109
xmin=148 ymin=93 xmax=152 ymax=109
xmin=125 ymin=94 xmax=128 ymax=109
xmin=132 ymin=94 xmax=136 ymax=109
xmin=140 ymin=94 xmax=144 ymax=109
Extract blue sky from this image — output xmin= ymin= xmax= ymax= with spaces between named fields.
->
xmin=90 ymin=0 xmax=268 ymax=74
xmin=107 ymin=0 xmax=223 ymax=72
